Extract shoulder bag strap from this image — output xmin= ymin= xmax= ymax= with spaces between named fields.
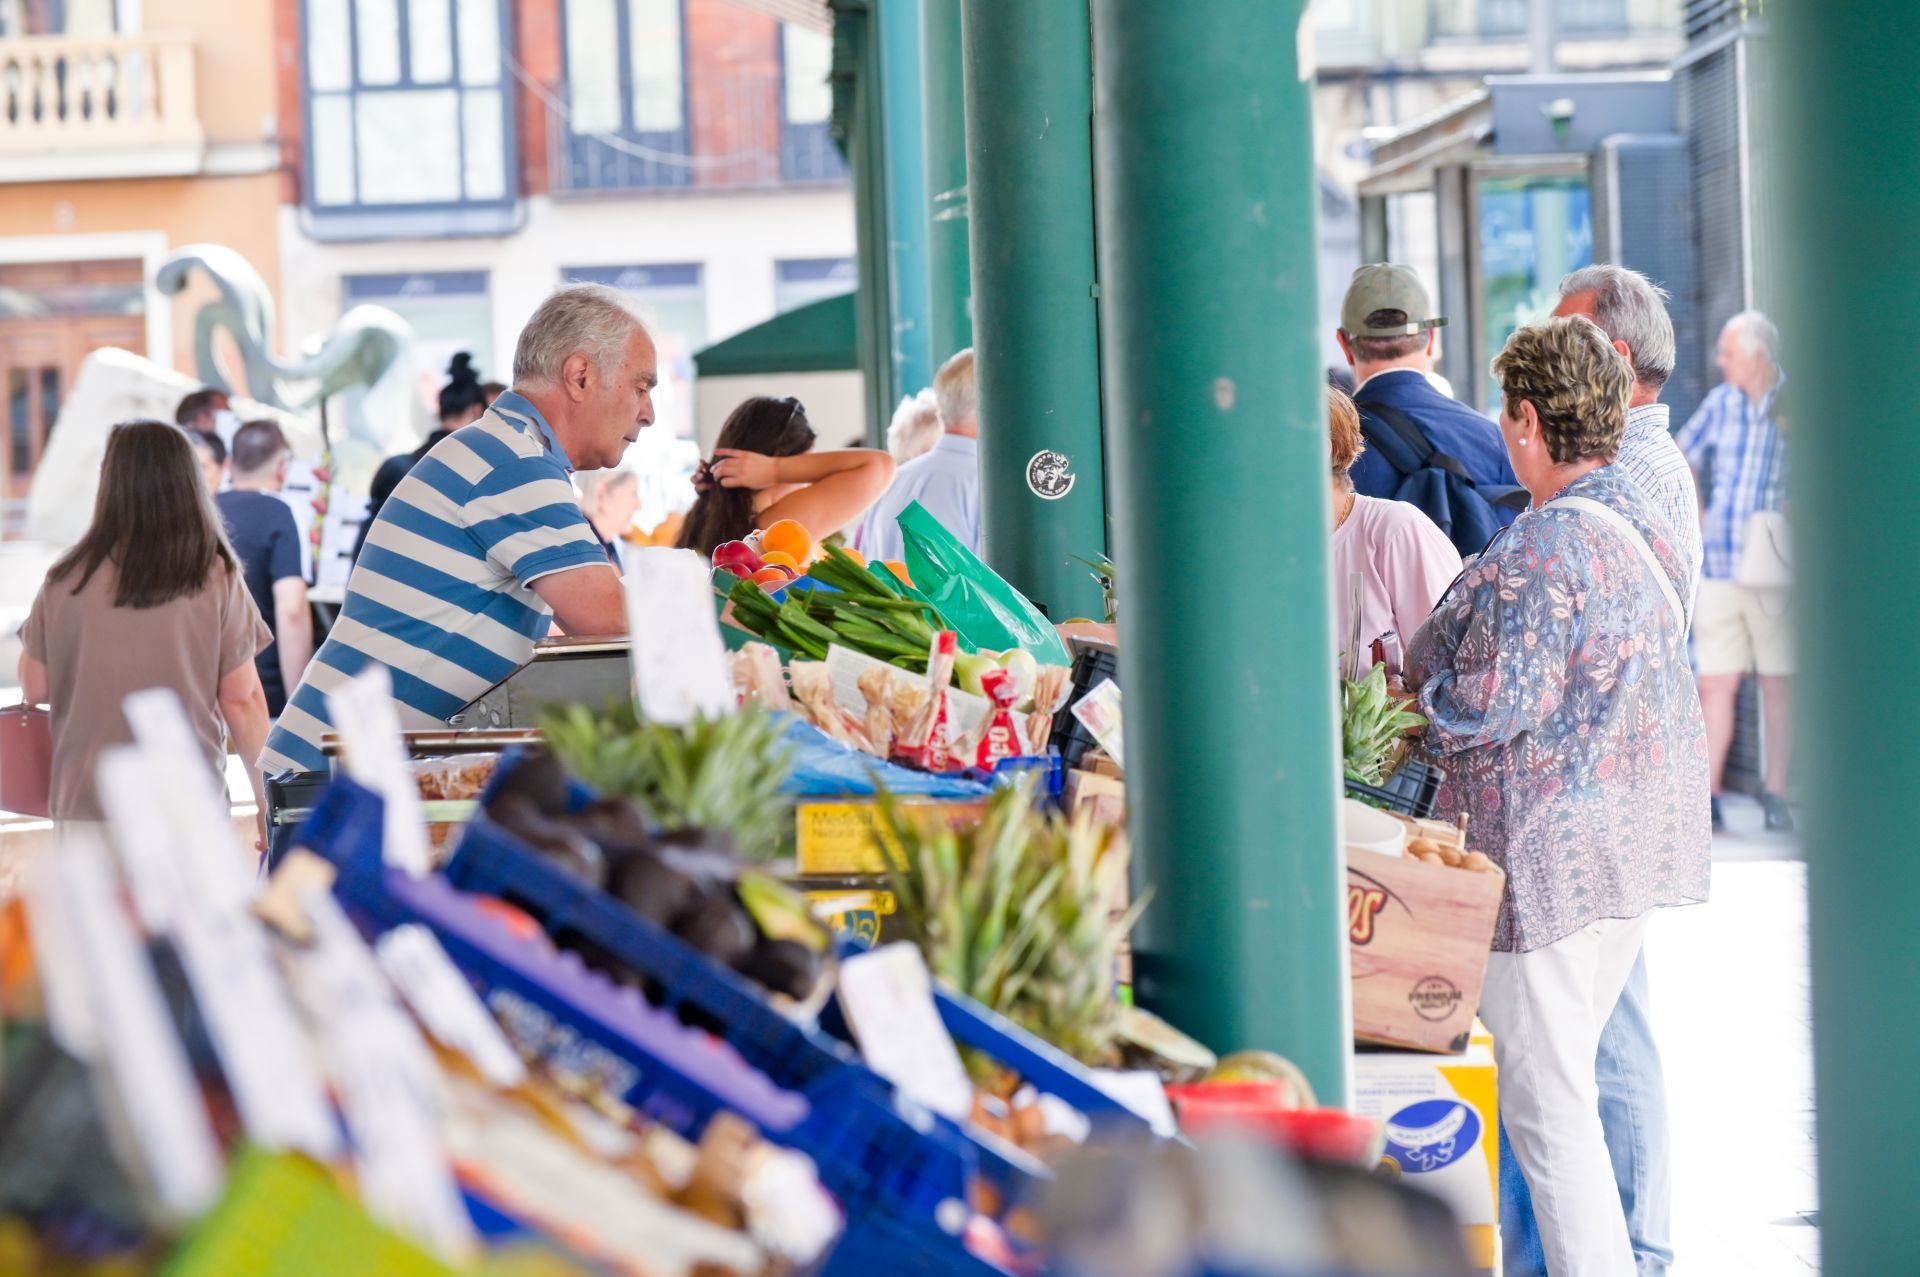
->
xmin=1544 ymin=495 xmax=1687 ymax=641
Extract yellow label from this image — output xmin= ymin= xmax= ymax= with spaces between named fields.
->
xmin=807 ymin=890 xmax=897 ymax=947
xmin=794 ymin=800 xmax=985 ymax=875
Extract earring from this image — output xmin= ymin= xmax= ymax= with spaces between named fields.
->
xmin=1517 ymin=437 xmax=1528 ymax=448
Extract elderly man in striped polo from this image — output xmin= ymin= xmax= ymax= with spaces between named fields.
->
xmin=260 ymin=284 xmax=657 ymax=776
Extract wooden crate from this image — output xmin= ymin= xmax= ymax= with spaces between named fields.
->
xmin=1348 ymin=845 xmax=1504 ymax=1054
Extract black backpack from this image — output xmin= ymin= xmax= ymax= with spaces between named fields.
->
xmin=1357 ymin=401 xmax=1530 ymax=558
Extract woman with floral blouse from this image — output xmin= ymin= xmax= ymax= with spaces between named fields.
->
xmin=1405 ymin=316 xmax=1710 ymax=1277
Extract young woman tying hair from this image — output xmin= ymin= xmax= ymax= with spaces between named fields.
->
xmin=677 ymin=396 xmax=894 ymax=556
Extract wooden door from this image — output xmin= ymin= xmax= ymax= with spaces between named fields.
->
xmin=0 ymin=259 xmax=145 ymax=529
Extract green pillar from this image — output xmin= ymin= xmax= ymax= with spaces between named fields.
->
xmin=960 ymin=0 xmax=1108 ymax=623
xmin=1090 ymin=0 xmax=1349 ymax=1103
xmin=838 ymin=4 xmax=896 ymax=440
xmin=1780 ymin=7 xmax=1920 ymax=1272
xmin=877 ymin=0 xmax=933 ymax=399
xmin=921 ymin=0 xmax=972 ymax=360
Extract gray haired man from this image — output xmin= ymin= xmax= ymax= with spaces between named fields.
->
xmin=1494 ymin=264 xmax=1697 ymax=1277
xmin=260 ymin=284 xmax=657 ymax=776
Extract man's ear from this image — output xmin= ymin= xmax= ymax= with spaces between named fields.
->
xmin=1336 ymin=330 xmax=1355 ymax=367
xmin=1425 ymin=328 xmax=1438 ymax=358
xmin=563 ymin=352 xmax=595 ymax=401
xmin=1612 ymin=337 xmax=1634 ymax=366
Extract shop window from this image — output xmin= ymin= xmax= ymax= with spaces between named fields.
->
xmin=1476 ymin=174 xmax=1594 ymax=412
xmin=774 ymin=258 xmax=854 ymax=313
xmin=301 ymin=0 xmax=515 ymax=233
xmin=561 ymin=264 xmax=704 ymax=440
xmin=558 ymin=0 xmax=691 ymax=191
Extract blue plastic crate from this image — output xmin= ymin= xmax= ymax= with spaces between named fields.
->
xmin=451 ymin=754 xmax=1050 ymax=1200
xmin=825 ymin=935 xmax=1156 ymax=1139
xmin=291 ymin=779 xmax=1019 ymax=1275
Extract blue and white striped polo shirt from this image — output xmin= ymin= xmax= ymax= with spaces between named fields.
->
xmin=259 ymin=392 xmax=609 ymax=775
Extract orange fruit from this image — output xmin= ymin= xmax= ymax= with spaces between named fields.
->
xmin=760 ymin=518 xmax=814 ymax=565
xmin=837 ymin=546 xmax=868 ymax=567
xmin=881 ymin=560 xmax=914 ymax=587
xmin=752 ymin=566 xmax=793 ymax=587
xmin=759 ymin=549 xmax=801 ymax=570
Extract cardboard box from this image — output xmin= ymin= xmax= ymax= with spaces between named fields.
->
xmin=794 ymin=799 xmax=987 ymax=876
xmin=1348 ymin=845 xmax=1503 ymax=1053
xmin=1352 ymin=1024 xmax=1498 ymax=1273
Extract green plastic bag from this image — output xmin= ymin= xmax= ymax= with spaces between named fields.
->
xmin=898 ymin=501 xmax=1073 ymax=666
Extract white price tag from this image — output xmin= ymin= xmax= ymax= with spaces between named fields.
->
xmin=377 ymin=924 xmax=527 ymax=1089
xmin=1070 ymin=677 xmax=1126 ymax=768
xmin=1088 ymin=1068 xmax=1180 ymax=1137
xmin=623 ymin=546 xmax=736 ymax=726
xmin=291 ymin=891 xmax=477 ymax=1263
xmin=327 ymin=665 xmax=433 ymax=876
xmin=104 ymin=720 xmax=343 ymax=1161
xmin=25 ymin=836 xmax=226 ymax=1223
xmin=836 ymin=942 xmax=974 ymax=1121
xmin=120 ymin=688 xmax=255 ymax=911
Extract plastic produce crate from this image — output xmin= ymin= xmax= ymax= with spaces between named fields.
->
xmin=448 ymin=754 xmax=1050 ymax=1199
xmin=823 ymin=936 xmax=1158 ymax=1140
xmin=290 ymin=780 xmax=1017 ymax=1277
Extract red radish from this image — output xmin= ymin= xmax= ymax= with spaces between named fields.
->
xmin=713 ymin=540 xmax=764 ymax=573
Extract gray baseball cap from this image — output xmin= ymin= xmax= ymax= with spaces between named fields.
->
xmin=1340 ymin=264 xmax=1447 ymax=336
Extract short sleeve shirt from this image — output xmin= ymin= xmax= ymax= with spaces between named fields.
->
xmin=855 ymin=434 xmax=980 ymax=563
xmin=21 ymin=561 xmax=269 ymax=821
xmin=260 ymin=392 xmax=610 ymax=774
xmin=216 ymin=489 xmax=306 ymax=713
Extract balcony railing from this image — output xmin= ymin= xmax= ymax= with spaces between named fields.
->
xmin=549 ymin=68 xmax=846 ymax=196
xmin=0 ymin=32 xmax=204 ymax=180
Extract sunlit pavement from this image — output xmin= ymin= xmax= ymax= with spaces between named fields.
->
xmin=1650 ymin=793 xmax=1818 ymax=1274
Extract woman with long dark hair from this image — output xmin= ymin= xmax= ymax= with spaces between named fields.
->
xmin=17 ymin=421 xmax=272 ymax=842
xmin=677 ymin=396 xmax=894 ymax=555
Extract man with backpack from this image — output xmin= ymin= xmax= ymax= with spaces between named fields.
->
xmin=1337 ymin=264 xmax=1526 ymax=556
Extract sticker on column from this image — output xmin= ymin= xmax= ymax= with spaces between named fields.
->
xmin=1026 ymin=450 xmax=1076 ymax=500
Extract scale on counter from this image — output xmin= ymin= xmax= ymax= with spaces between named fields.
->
xmin=449 ymin=634 xmax=634 ymax=730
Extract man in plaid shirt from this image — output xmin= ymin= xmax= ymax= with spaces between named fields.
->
xmin=1675 ymin=311 xmax=1792 ymax=833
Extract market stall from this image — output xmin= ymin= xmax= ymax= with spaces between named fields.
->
xmin=0 ymin=510 xmax=1502 ymax=1277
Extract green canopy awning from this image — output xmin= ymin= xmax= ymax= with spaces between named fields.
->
xmin=692 ymin=292 xmax=859 ymax=378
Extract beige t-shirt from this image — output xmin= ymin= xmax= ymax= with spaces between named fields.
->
xmin=20 ymin=560 xmax=270 ymax=821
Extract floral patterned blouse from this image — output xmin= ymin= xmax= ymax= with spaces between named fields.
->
xmin=1405 ymin=466 xmax=1712 ymax=953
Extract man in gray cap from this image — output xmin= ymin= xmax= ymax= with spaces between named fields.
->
xmin=1337 ymin=264 xmax=1523 ymax=555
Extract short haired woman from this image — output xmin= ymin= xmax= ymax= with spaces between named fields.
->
xmin=1327 ymin=386 xmax=1461 ymax=671
xmin=677 ymin=396 xmax=894 ymax=555
xmin=1404 ymin=316 xmax=1709 ymax=1276
xmin=17 ymin=420 xmax=273 ymax=846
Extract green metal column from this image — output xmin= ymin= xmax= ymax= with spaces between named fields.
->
xmin=877 ymin=0 xmax=933 ymax=399
xmin=1090 ymin=0 xmax=1350 ymax=1103
xmin=1781 ymin=6 xmax=1919 ymax=1272
xmin=920 ymin=0 xmax=972 ymax=360
xmin=836 ymin=3 xmax=898 ymax=439
xmin=960 ymin=0 xmax=1108 ymax=623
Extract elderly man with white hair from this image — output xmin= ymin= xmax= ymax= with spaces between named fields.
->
xmin=1675 ymin=309 xmax=1793 ymax=835
xmin=260 ymin=284 xmax=658 ymax=775
xmin=857 ymin=348 xmax=980 ymax=562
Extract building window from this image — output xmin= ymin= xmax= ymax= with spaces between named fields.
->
xmin=780 ymin=22 xmax=843 ymax=182
xmin=775 ymin=258 xmax=854 ymax=313
xmin=559 ymin=0 xmax=692 ymax=190
xmin=343 ymin=270 xmax=495 ymax=427
xmin=302 ymin=0 xmax=514 ymax=218
xmin=1434 ymin=0 xmax=1631 ymax=39
xmin=562 ymin=264 xmax=704 ymax=439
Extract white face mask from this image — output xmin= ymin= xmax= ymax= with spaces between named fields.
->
xmin=212 ymin=408 xmax=243 ymax=444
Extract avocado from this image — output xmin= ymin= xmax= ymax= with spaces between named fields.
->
xmin=488 ymin=750 xmax=573 ymax=816
xmin=743 ymin=938 xmax=821 ymax=1001
xmin=609 ymin=851 xmax=699 ymax=929
xmin=674 ymin=896 xmax=757 ymax=971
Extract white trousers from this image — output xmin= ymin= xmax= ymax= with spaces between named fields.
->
xmin=1481 ymin=915 xmax=1649 ymax=1277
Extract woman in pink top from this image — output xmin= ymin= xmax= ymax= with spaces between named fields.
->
xmin=1328 ymin=388 xmax=1463 ymax=673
